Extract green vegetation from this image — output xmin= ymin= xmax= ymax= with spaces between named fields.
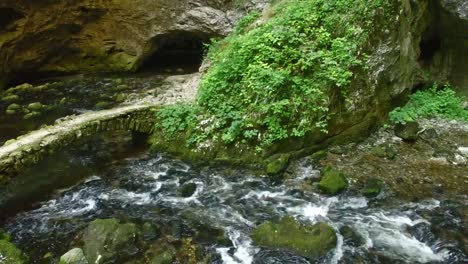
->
xmin=156 ymin=0 xmax=391 ymax=149
xmin=0 ymin=231 xmax=28 ymax=264
xmin=252 ymin=216 xmax=337 ymax=259
xmin=390 ymin=84 xmax=468 ymax=124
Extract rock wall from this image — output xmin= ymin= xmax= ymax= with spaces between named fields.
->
xmin=422 ymin=0 xmax=468 ymax=96
xmin=0 ymin=0 xmax=262 ymax=88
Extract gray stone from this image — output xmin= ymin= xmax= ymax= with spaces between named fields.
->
xmin=59 ymin=248 xmax=88 ymax=264
xmin=82 ymin=219 xmax=139 ymax=263
xmin=395 ymin=121 xmax=420 ymax=141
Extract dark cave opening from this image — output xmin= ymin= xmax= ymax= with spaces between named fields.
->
xmin=0 ymin=8 xmax=25 ymax=29
xmin=139 ymin=32 xmax=210 ymax=73
xmin=419 ymin=31 xmax=442 ymax=66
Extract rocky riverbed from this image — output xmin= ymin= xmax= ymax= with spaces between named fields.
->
xmin=0 ymin=120 xmax=467 ymax=263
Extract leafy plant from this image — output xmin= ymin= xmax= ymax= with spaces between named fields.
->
xmin=389 ymin=84 xmax=468 ymax=124
xmin=156 ymin=0 xmax=392 ymax=148
xmin=155 ymin=103 xmax=200 ymax=136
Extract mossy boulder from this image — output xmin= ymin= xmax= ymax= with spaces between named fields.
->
xmin=0 ymin=240 xmax=28 ymax=264
xmin=59 ymin=248 xmax=88 ymax=264
xmin=310 ymin=150 xmax=327 ymax=162
xmin=266 ymin=154 xmax=290 ymax=175
xmin=318 ymin=167 xmax=348 ymax=195
xmin=361 ymin=178 xmax=383 ymax=198
xmin=82 ymin=219 xmax=140 ymax=263
xmin=251 ymin=217 xmax=337 ymax=259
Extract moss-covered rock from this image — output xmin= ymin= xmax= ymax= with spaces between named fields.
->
xmin=318 ymin=167 xmax=348 ymax=195
xmin=310 ymin=150 xmax=327 ymax=162
xmin=0 ymin=240 xmax=28 ymax=264
xmin=266 ymin=154 xmax=290 ymax=175
xmin=144 ymin=242 xmax=176 ymax=264
xmin=82 ymin=219 xmax=140 ymax=263
xmin=361 ymin=178 xmax=383 ymax=198
xmin=251 ymin=217 xmax=337 ymax=259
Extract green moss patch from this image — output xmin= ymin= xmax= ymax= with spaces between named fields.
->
xmin=0 ymin=240 xmax=28 ymax=264
xmin=318 ymin=167 xmax=348 ymax=195
xmin=252 ymin=216 xmax=337 ymax=259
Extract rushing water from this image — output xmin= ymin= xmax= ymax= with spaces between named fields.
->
xmin=3 ymin=152 xmax=466 ymax=263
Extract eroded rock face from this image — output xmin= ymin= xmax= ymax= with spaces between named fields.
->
xmin=421 ymin=0 xmax=468 ymax=96
xmin=440 ymin=0 xmax=468 ymax=19
xmin=0 ymin=0 xmax=256 ymax=87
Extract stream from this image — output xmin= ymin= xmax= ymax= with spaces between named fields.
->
xmin=2 ymin=151 xmax=466 ymax=263
xmin=0 ymin=74 xmax=467 ymax=264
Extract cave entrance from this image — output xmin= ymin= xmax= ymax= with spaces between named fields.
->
xmin=419 ymin=32 xmax=442 ymax=66
xmin=140 ymin=32 xmax=210 ymax=74
xmin=0 ymin=8 xmax=25 ymax=29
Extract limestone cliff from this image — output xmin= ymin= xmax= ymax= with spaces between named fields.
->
xmin=0 ymin=0 xmax=267 ymax=88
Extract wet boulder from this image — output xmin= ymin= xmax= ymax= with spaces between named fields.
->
xmin=265 ymin=154 xmax=290 ymax=176
xmin=59 ymin=248 xmax=88 ymax=264
xmin=370 ymin=144 xmax=397 ymax=159
xmin=144 ymin=241 xmax=177 ymax=264
xmin=251 ymin=216 xmax=337 ymax=259
xmin=178 ymin=182 xmax=197 ymax=197
xmin=82 ymin=219 xmax=140 ymax=263
xmin=339 ymin=226 xmax=364 ymax=247
xmin=394 ymin=121 xmax=420 ymax=141
xmin=318 ymin=167 xmax=348 ymax=195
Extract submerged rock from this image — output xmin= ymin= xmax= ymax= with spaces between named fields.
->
xmin=59 ymin=248 xmax=88 ymax=264
xmin=253 ymin=249 xmax=310 ymax=264
xmin=82 ymin=219 xmax=140 ymax=263
xmin=252 ymin=217 xmax=337 ymax=259
xmin=318 ymin=167 xmax=348 ymax=195
xmin=339 ymin=226 xmax=364 ymax=247
xmin=178 ymin=182 xmax=197 ymax=197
